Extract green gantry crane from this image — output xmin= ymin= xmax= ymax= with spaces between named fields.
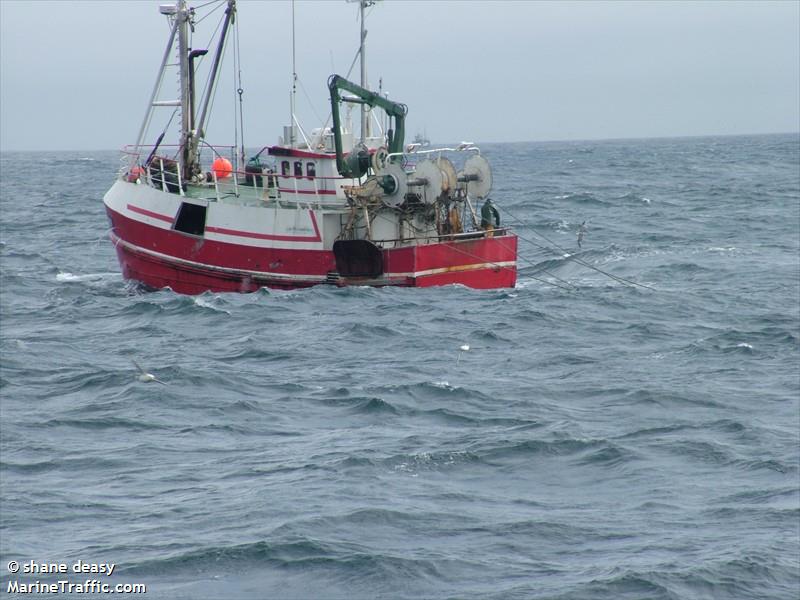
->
xmin=328 ymin=74 xmax=408 ymax=179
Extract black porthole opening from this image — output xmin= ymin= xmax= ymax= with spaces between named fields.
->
xmin=174 ymin=202 xmax=207 ymax=236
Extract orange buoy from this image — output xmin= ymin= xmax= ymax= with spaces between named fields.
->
xmin=127 ymin=166 xmax=145 ymax=182
xmin=212 ymin=157 xmax=233 ymax=179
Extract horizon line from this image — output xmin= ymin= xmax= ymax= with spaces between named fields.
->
xmin=1 ymin=130 xmax=798 ymax=154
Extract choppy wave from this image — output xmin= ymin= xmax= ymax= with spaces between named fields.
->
xmin=2 ymin=135 xmax=799 ymax=599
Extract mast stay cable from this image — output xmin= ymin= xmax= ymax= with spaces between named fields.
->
xmin=234 ymin=16 xmax=245 ymax=166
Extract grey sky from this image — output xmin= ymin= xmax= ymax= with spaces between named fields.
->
xmin=1 ymin=0 xmax=798 ymax=151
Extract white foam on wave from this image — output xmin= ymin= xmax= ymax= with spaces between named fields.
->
xmin=431 ymin=380 xmax=453 ymax=390
xmin=193 ymin=296 xmax=231 ymax=314
xmin=515 ymin=276 xmax=571 ymax=290
xmin=56 ymin=271 xmax=112 ymax=282
xmin=736 ymin=343 xmax=753 ymax=349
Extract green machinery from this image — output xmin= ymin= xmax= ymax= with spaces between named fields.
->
xmin=327 ymin=74 xmax=408 ymax=179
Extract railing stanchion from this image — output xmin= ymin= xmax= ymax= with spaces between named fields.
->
xmin=176 ymin=162 xmax=184 ymax=196
xmin=158 ymin=158 xmax=166 ymax=192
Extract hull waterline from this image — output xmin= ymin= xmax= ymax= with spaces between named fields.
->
xmin=106 ymin=203 xmax=517 ymax=294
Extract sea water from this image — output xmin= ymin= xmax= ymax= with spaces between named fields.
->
xmin=1 ymin=134 xmax=798 ymax=599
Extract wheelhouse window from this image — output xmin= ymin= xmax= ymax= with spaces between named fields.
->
xmin=281 ymin=160 xmax=290 ymax=176
xmin=306 ymin=162 xmax=316 ymax=180
xmin=294 ymin=161 xmax=303 ymax=177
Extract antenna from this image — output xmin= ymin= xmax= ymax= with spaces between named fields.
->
xmin=359 ymin=0 xmax=367 ymax=142
xmin=290 ymin=0 xmax=297 ymax=147
xmin=346 ymin=0 xmax=376 ymax=143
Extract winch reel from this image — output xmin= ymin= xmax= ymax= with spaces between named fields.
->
xmin=377 ymin=162 xmax=408 ymax=207
xmin=407 ymin=159 xmax=444 ymax=204
xmin=457 ymin=154 xmax=492 ymax=199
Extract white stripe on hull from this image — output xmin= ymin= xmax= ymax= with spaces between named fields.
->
xmin=111 ymin=232 xmax=328 ymax=284
xmin=111 ymin=233 xmax=514 ymax=284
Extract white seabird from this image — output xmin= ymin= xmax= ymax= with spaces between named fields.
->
xmin=132 ymin=359 xmax=167 ymax=385
xmin=456 ymin=344 xmax=471 ymax=365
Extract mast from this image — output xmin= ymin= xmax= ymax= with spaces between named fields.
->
xmin=290 ymin=0 xmax=297 ymax=147
xmin=359 ymin=0 xmax=366 ymax=142
xmin=177 ymin=0 xmax=192 ymax=179
xmin=358 ymin=1 xmax=369 ymax=143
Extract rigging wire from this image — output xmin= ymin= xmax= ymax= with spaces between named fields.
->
xmin=140 ymin=77 xmax=169 ymax=157
xmin=194 ymin=0 xmax=226 ymax=25
xmin=232 ymin=49 xmax=239 ymax=167
xmin=444 ymin=233 xmax=578 ymax=291
xmin=365 ymin=209 xmax=576 ymax=291
xmin=234 ymin=14 xmax=245 ymax=166
xmin=195 ymin=9 xmax=228 ymax=134
xmin=499 ymin=205 xmax=656 ymax=291
xmin=309 ymin=42 xmax=366 ymax=149
xmin=296 ymin=77 xmax=326 ymax=128
xmin=510 ymin=250 xmax=577 ymax=289
xmin=199 ymin=12 xmax=230 ymax=152
xmin=161 ymin=107 xmax=180 ymax=158
xmin=393 ymin=200 xmax=576 ymax=288
xmin=442 ymin=240 xmax=574 ymax=292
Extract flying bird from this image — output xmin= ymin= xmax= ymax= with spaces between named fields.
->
xmin=132 ymin=359 xmax=167 ymax=385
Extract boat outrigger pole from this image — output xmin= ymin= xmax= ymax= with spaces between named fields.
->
xmin=328 ymin=73 xmax=407 ymax=178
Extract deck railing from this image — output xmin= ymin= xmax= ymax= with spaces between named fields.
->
xmin=118 ymin=144 xmax=351 ymax=206
xmin=118 ymin=143 xmax=486 ymax=210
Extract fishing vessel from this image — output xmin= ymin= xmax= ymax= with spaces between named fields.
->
xmin=103 ymin=0 xmax=517 ymax=294
xmin=412 ymin=131 xmax=431 ymax=147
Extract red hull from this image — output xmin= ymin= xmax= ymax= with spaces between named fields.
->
xmin=107 ymin=206 xmax=516 ymax=294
